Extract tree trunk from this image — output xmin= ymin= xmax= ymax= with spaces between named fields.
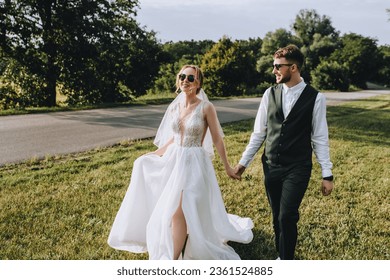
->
xmin=44 ymin=55 xmax=57 ymax=107
xmin=40 ymin=0 xmax=57 ymax=107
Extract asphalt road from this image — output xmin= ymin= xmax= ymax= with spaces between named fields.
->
xmin=1 ymin=90 xmax=389 ymax=166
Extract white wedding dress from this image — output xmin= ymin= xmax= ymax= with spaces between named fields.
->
xmin=107 ymin=94 xmax=253 ymax=260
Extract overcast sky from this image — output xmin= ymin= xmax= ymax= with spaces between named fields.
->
xmin=136 ymin=0 xmax=390 ymax=46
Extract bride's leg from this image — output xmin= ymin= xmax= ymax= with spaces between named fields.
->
xmin=172 ymin=193 xmax=187 ymax=260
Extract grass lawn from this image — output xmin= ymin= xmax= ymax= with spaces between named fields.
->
xmin=0 ymin=95 xmax=389 ymax=260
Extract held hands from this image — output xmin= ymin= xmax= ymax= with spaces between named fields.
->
xmin=227 ymin=164 xmax=246 ymax=180
xmin=321 ymin=180 xmax=334 ymax=196
xmin=226 ymin=165 xmax=241 ymax=180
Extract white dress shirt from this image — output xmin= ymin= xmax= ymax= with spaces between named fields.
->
xmin=239 ymin=79 xmax=333 ymax=177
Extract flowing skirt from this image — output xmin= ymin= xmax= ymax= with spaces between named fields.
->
xmin=107 ymin=143 xmax=253 ymax=259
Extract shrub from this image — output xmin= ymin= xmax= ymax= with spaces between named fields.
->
xmin=311 ymin=60 xmax=350 ymax=91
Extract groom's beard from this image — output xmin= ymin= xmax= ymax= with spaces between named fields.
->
xmin=276 ymin=72 xmax=291 ymax=84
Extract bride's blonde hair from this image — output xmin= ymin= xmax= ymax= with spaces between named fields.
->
xmin=175 ymin=65 xmax=204 ymax=94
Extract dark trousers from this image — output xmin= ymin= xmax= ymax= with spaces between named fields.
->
xmin=262 ymin=155 xmax=312 ymax=260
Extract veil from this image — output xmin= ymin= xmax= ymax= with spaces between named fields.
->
xmin=153 ymin=88 xmax=224 ymax=159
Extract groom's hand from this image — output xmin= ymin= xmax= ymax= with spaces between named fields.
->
xmin=321 ymin=180 xmax=334 ymax=196
xmin=233 ymin=164 xmax=246 ymax=180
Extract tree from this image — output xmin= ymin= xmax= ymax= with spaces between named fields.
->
xmin=0 ymin=0 xmax=162 ymax=107
xmin=331 ymin=33 xmax=381 ymax=89
xmin=375 ymin=45 xmax=390 ymax=87
xmin=305 ymin=33 xmax=339 ymax=73
xmin=292 ymin=9 xmax=338 ymax=47
xmin=236 ymin=38 xmax=263 ymax=91
xmin=162 ymin=40 xmax=215 ymax=63
xmin=147 ymin=40 xmax=215 ymax=95
xmin=200 ymin=36 xmax=257 ymax=97
xmin=261 ymin=28 xmax=301 ymax=55
xmin=1 ymin=0 xmax=62 ymax=107
xmin=292 ymin=9 xmax=339 ymax=80
xmin=238 ymin=37 xmax=263 ymax=60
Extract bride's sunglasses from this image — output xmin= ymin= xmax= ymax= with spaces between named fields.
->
xmin=178 ymin=74 xmax=195 ymax=82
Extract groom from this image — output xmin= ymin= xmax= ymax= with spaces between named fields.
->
xmin=233 ymin=44 xmax=334 ymax=260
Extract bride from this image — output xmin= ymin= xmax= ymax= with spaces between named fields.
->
xmin=107 ymin=65 xmax=253 ymax=260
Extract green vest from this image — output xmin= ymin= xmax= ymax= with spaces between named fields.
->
xmin=264 ymin=84 xmax=318 ymax=166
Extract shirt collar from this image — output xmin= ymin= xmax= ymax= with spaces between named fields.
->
xmin=282 ymin=78 xmax=306 ymax=94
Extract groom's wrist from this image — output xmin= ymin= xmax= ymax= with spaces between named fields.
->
xmin=323 ymin=175 xmax=333 ymax=182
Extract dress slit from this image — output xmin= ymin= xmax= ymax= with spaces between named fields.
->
xmin=171 ymin=191 xmax=188 ymax=259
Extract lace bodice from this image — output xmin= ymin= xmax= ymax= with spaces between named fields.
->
xmin=172 ymin=101 xmax=206 ymax=147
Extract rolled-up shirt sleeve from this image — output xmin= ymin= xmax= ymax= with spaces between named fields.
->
xmin=312 ymin=92 xmax=333 ymax=177
xmin=239 ymin=89 xmax=269 ymax=167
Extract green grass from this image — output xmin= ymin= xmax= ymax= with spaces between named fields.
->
xmin=0 ymin=92 xmax=177 ymax=116
xmin=0 ymin=91 xmax=241 ymax=116
xmin=0 ymin=95 xmax=389 ymax=260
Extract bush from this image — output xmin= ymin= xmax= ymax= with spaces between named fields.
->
xmin=311 ymin=60 xmax=350 ymax=91
xmin=0 ymin=59 xmax=46 ymax=109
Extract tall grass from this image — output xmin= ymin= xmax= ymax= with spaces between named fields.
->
xmin=0 ymin=95 xmax=389 ymax=260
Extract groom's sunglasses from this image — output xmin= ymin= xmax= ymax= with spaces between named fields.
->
xmin=178 ymin=74 xmax=195 ymax=82
xmin=273 ymin=63 xmax=293 ymax=70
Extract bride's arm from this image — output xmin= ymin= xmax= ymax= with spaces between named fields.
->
xmin=147 ymin=137 xmax=174 ymax=156
xmin=204 ymin=103 xmax=240 ymax=179
xmin=155 ymin=137 xmax=174 ymax=156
